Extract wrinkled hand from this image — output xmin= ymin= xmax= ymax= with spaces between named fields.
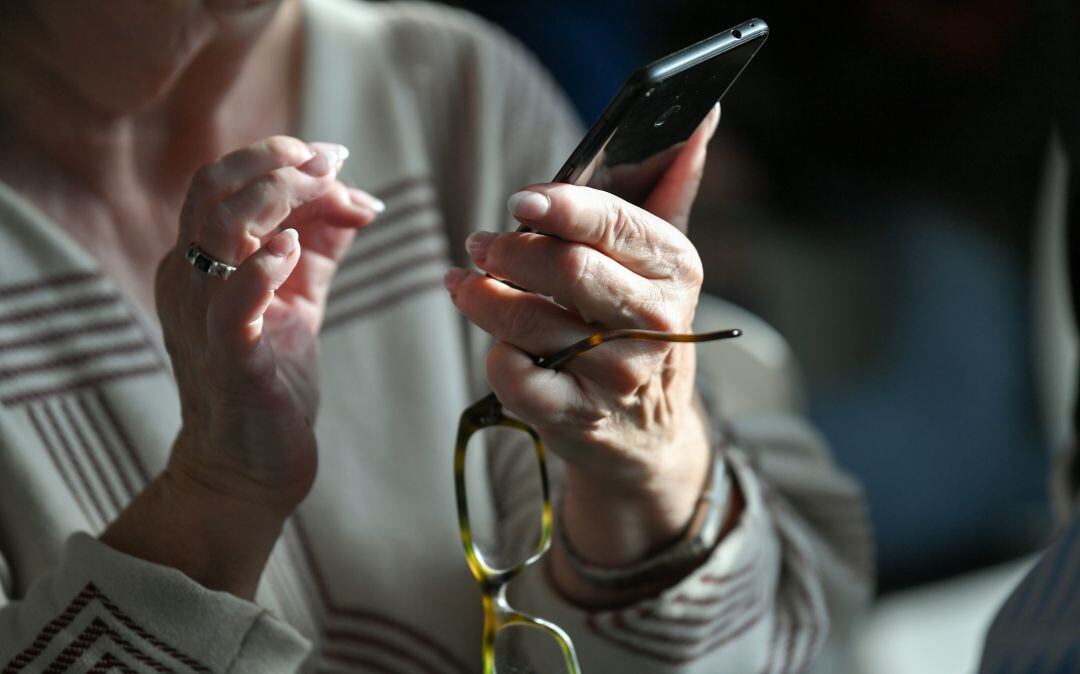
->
xmin=446 ymin=107 xmax=721 ymax=569
xmin=156 ymin=135 xmax=382 ymax=514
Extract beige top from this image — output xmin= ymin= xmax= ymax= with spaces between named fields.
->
xmin=0 ymin=1 xmax=872 ymax=671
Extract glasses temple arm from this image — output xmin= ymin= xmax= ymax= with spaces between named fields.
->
xmin=534 ymin=328 xmax=741 ymax=371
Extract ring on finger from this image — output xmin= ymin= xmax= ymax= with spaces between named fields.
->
xmin=185 ymin=243 xmax=237 ymax=280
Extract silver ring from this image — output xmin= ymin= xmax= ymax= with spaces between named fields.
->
xmin=185 ymin=243 xmax=237 ymax=280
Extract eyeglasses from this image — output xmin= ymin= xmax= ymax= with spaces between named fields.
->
xmin=453 ymin=327 xmax=741 ymax=674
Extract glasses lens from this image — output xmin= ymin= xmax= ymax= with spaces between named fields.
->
xmin=494 ymin=623 xmax=574 ymax=674
xmin=463 ymin=426 xmax=547 ymax=572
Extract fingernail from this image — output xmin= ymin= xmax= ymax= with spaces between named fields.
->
xmin=444 ymin=267 xmax=470 ymax=291
xmin=299 ymin=152 xmax=331 ymax=177
xmin=507 ymin=191 xmax=550 ymax=220
xmin=300 ymin=143 xmax=350 ymax=177
xmin=707 ymin=102 xmax=721 ymax=139
xmin=348 ymin=187 xmax=386 ymax=213
xmin=268 ymin=228 xmax=299 ymax=257
xmin=333 ymin=144 xmax=350 ymax=171
xmin=466 ymin=231 xmax=495 ymax=262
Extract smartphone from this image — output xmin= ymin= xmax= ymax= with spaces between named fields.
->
xmin=553 ymin=20 xmax=768 ymax=205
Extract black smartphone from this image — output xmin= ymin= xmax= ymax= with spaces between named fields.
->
xmin=553 ymin=20 xmax=768 ymax=205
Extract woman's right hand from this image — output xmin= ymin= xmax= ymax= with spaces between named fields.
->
xmin=153 ymin=136 xmax=380 ymax=515
xmin=102 ymin=136 xmax=380 ymax=597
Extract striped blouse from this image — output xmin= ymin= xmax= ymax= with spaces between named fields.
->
xmin=0 ymin=0 xmax=872 ymax=672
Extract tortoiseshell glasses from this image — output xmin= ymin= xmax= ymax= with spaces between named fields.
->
xmin=453 ymin=327 xmax=741 ymax=674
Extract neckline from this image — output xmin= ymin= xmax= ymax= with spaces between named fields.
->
xmin=0 ymin=0 xmax=328 ymax=354
xmin=0 ymin=181 xmax=171 ymax=361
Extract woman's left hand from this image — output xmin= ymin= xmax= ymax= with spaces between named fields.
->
xmin=444 ymin=107 xmax=721 ymax=573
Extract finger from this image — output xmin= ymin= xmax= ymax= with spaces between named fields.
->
xmin=505 ymin=183 xmax=699 ymax=282
xmin=273 ymin=184 xmax=379 ymax=297
xmin=486 ymin=340 xmax=589 ymax=428
xmin=195 ymin=144 xmax=351 ymax=266
xmin=446 ymin=268 xmax=675 ymax=390
xmin=281 ymin=227 xmax=357 ymax=305
xmin=283 ymin=184 xmax=382 ymax=240
xmin=464 ymin=229 xmax=680 ymax=331
xmin=643 ymin=102 xmax=720 ymax=232
xmin=205 ymin=229 xmax=300 ymax=365
xmin=446 ymin=268 xmax=598 ymax=372
xmin=182 ymin=136 xmax=314 ymax=241
xmin=199 ymin=138 xmax=344 ymax=202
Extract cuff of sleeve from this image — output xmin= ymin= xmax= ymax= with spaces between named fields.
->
xmin=4 ymin=532 xmax=309 ymax=672
xmin=514 ymin=450 xmax=779 ymax=669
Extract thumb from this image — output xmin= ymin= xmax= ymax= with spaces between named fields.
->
xmin=642 ymin=102 xmax=721 ymax=232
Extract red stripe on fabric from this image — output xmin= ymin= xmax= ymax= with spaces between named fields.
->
xmin=346 ymin=198 xmax=439 ymax=250
xmin=0 ymin=319 xmax=134 ymax=352
xmin=374 ymin=176 xmax=432 ymax=205
xmin=782 ymin=553 xmax=822 ymax=674
xmin=121 ymin=310 xmax=169 ymax=372
xmin=771 ymin=496 xmax=829 ymax=671
xmin=779 ymin=600 xmax=799 ymax=674
xmin=0 ymin=341 xmax=151 ymax=382
xmin=335 ymin=220 xmax=442 ymax=278
xmin=2 ymin=584 xmax=210 ymax=673
xmin=278 ymin=524 xmax=326 ymax=628
xmin=329 ymin=252 xmax=446 ymax=306
xmin=673 ymin=578 xmax=758 ymax=607
xmin=612 ymin=591 xmax=763 ymax=647
xmin=24 ymin=405 xmax=96 ymax=526
xmin=43 ymin=617 xmax=175 ymax=674
xmin=664 ymin=542 xmax=765 ymax=609
xmin=87 ymin=653 xmax=137 ymax=674
xmin=699 ymin=552 xmax=761 ymax=585
xmin=0 ymin=364 xmax=162 ymax=406
xmin=45 ymin=618 xmax=110 ymax=673
xmin=292 ymin=519 xmax=471 ymax=674
xmin=588 ymin=537 xmax=773 ymax=663
xmin=75 ymin=392 xmax=139 ymax=498
xmin=58 ymin=397 xmax=124 ymax=516
xmin=788 ymin=551 xmax=825 ymax=670
xmin=594 ymin=517 xmax=769 ymax=659
xmin=323 ymin=629 xmax=444 ymax=674
xmin=0 ymin=294 xmax=120 ymax=326
xmin=0 ymin=272 xmax=101 ymax=300
xmin=321 ymin=277 xmax=444 ymax=333
xmin=91 ymin=592 xmax=209 ymax=671
xmin=3 ymin=581 xmax=97 ymax=672
xmin=758 ymin=610 xmax=781 ymax=674
xmin=92 ymin=388 xmax=151 ymax=483
xmin=635 ymin=577 xmax=759 ymax=626
xmin=320 ymin=646 xmax=409 ymax=674
xmin=770 ymin=545 xmax=810 ymax=674
xmin=587 ymin=602 xmax=770 ymax=665
xmin=41 ymin=401 xmax=109 ymax=527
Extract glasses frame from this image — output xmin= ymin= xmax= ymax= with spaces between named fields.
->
xmin=454 ymin=327 xmax=741 ymax=674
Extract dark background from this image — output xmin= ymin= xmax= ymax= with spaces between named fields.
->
xmin=434 ymin=0 xmax=1062 ymax=593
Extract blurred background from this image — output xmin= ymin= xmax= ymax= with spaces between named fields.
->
xmin=416 ymin=0 xmax=1068 ymax=671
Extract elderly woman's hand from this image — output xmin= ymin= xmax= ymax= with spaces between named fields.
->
xmin=154 ymin=136 xmax=381 ymax=512
xmin=445 ymin=109 xmax=722 ymax=583
xmin=105 ymin=135 xmax=380 ymax=597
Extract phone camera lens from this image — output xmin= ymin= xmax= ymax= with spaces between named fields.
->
xmin=732 ymin=29 xmax=742 ymax=39
xmin=653 ymin=104 xmax=681 ymax=127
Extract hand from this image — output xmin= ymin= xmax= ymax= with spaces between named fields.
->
xmin=103 ymin=136 xmax=380 ymax=598
xmin=156 ymin=135 xmax=381 ymax=514
xmin=445 ymin=106 xmax=721 ymax=571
